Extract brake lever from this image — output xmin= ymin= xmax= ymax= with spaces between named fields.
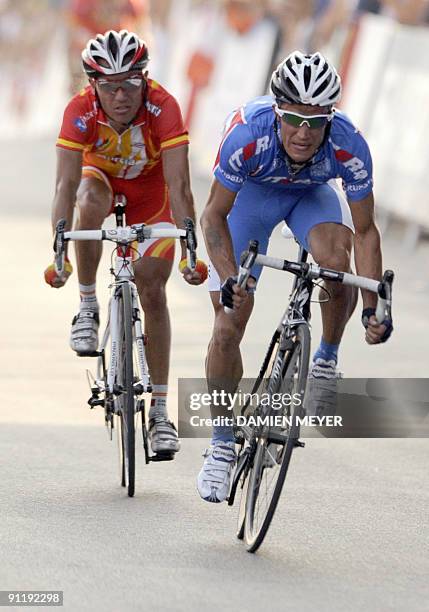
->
xmin=184 ymin=217 xmax=197 ymax=271
xmin=224 ymin=240 xmax=259 ymax=314
xmin=375 ymin=269 xmax=394 ymax=323
xmin=54 ymin=219 xmax=66 ymax=274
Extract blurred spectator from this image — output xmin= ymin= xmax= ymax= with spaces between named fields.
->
xmin=65 ymin=0 xmax=151 ymax=93
xmin=0 ymin=0 xmax=59 ymax=117
xmin=183 ymin=0 xmax=273 ymax=127
xmin=268 ymin=0 xmax=315 ymax=55
xmin=310 ymin=1 xmax=357 ymax=51
xmin=267 ymin=0 xmax=354 ymax=57
xmin=223 ymin=0 xmax=267 ymax=35
xmin=356 ymin=0 xmax=429 ymax=25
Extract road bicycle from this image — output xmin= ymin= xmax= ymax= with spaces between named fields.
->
xmin=226 ymin=237 xmax=394 ymax=552
xmin=54 ymin=195 xmax=197 ymax=497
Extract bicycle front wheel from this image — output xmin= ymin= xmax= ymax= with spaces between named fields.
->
xmin=116 ymin=283 xmax=136 ymax=497
xmin=244 ymin=323 xmax=310 ymax=552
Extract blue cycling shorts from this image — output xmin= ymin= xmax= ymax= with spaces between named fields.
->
xmin=208 ymin=179 xmax=354 ymax=291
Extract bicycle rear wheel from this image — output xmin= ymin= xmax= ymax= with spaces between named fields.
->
xmin=116 ymin=283 xmax=136 ymax=497
xmin=244 ymin=323 xmax=310 ymax=552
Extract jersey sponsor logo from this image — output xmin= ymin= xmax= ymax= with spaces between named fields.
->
xmin=261 ymin=175 xmax=312 ymax=185
xmin=217 ymin=166 xmax=243 ymax=184
xmin=74 ymin=117 xmax=87 ymax=133
xmin=262 ymin=175 xmax=290 ymax=184
xmin=331 ymin=142 xmax=368 ymax=181
xmin=346 ymin=180 xmax=373 ymax=193
xmin=228 ymin=136 xmax=270 ymax=172
xmin=74 ymin=104 xmax=98 ymax=133
xmin=145 ymin=100 xmax=161 ymax=116
xmin=97 ymin=154 xmax=138 ymax=166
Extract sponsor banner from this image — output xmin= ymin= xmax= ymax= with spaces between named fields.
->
xmin=178 ymin=378 xmax=429 ymax=438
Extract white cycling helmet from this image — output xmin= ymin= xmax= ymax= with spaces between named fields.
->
xmin=82 ymin=29 xmax=149 ymax=77
xmin=270 ymin=51 xmax=341 ymax=107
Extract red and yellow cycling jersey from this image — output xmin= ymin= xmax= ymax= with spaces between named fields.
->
xmin=57 ymin=78 xmax=189 ymax=260
xmin=57 ymin=78 xmax=189 ymax=180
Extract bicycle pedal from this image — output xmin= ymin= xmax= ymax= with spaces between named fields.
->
xmin=295 ymin=439 xmax=305 ymax=448
xmin=149 ymin=452 xmax=175 ymax=462
xmin=88 ymin=397 xmax=104 ymax=408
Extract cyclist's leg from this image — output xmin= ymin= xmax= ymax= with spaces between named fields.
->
xmin=286 ymin=180 xmax=357 ymax=369
xmin=200 ymin=183 xmax=294 ymax=502
xmin=123 ymin=180 xmax=179 ymax=454
xmin=123 ymin=180 xmax=175 ymax=388
xmin=133 ymin=256 xmax=173 ymax=385
xmin=70 ymin=168 xmax=113 ymax=353
xmin=206 ymin=182 xmax=292 ymax=426
xmin=75 ymin=168 xmax=112 ymax=285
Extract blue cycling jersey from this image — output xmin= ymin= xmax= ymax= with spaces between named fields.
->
xmin=213 ymin=96 xmax=373 ymax=202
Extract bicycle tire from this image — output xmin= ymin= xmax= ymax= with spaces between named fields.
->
xmin=244 ymin=323 xmax=310 ymax=552
xmin=236 ymin=467 xmax=249 ymax=540
xmin=117 ymin=283 xmax=136 ymax=497
xmin=117 ymin=415 xmax=126 ymax=487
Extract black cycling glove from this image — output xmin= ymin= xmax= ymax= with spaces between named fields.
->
xmin=361 ymin=307 xmax=393 ymax=343
xmin=220 ymin=276 xmax=238 ymax=309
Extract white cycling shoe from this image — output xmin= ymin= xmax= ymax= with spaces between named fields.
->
xmin=309 ymin=358 xmax=343 ymax=380
xmin=197 ymin=441 xmax=237 ymax=503
xmin=70 ymin=310 xmax=99 ymax=355
xmin=306 ymin=358 xmax=342 ymax=417
xmin=148 ymin=416 xmax=180 ymax=455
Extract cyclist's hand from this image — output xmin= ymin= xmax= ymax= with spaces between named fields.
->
xmin=220 ymin=275 xmax=256 ymax=310
xmin=178 ymin=258 xmax=208 ymax=285
xmin=362 ymin=308 xmax=393 ymax=345
xmin=44 ymin=258 xmax=73 ymax=288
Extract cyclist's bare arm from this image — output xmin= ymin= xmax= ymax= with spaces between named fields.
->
xmin=349 ymin=191 xmax=388 ymax=343
xmin=51 ymin=147 xmax=83 ymax=234
xmin=44 ymin=148 xmax=82 ymax=288
xmin=349 ymin=191 xmax=383 ymax=310
xmin=162 ymin=144 xmax=207 ymax=284
xmin=200 ymin=179 xmax=238 ymax=284
xmin=162 ymin=144 xmax=195 ymax=229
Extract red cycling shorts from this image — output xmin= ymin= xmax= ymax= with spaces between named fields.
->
xmin=81 ymin=165 xmax=175 ymax=261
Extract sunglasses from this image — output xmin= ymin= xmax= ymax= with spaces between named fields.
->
xmin=96 ymin=77 xmax=143 ymax=94
xmin=274 ymin=105 xmax=333 ymax=129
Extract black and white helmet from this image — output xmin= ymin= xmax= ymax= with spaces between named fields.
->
xmin=270 ymin=51 xmax=341 ymax=107
xmin=82 ymin=30 xmax=149 ymax=77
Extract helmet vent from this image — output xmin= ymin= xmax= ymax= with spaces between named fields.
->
xmin=303 ymin=65 xmax=311 ymax=90
xmin=123 ymin=49 xmax=135 ymax=65
xmin=285 ymin=78 xmax=300 ymax=99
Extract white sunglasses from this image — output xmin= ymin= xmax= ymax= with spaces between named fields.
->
xmin=274 ymin=105 xmax=333 ymax=129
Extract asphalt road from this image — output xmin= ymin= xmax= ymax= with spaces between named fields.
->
xmin=1 ymin=139 xmax=428 ymax=611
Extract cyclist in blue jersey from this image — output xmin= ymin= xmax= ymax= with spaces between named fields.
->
xmin=197 ymin=50 xmax=393 ymax=503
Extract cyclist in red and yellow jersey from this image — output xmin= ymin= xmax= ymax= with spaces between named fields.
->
xmin=45 ymin=30 xmax=207 ymax=457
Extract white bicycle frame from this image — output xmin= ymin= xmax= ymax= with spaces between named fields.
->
xmin=62 ymin=224 xmax=188 ymax=404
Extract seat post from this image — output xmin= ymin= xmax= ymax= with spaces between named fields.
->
xmin=114 ymin=194 xmax=127 ymax=227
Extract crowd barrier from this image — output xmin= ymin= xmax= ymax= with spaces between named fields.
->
xmin=2 ymin=11 xmax=427 ymax=236
xmin=341 ymin=13 xmax=429 ymax=233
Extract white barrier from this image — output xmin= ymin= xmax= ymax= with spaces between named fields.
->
xmin=341 ymin=14 xmax=429 ymax=231
xmin=0 ymin=30 xmax=69 ymax=139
